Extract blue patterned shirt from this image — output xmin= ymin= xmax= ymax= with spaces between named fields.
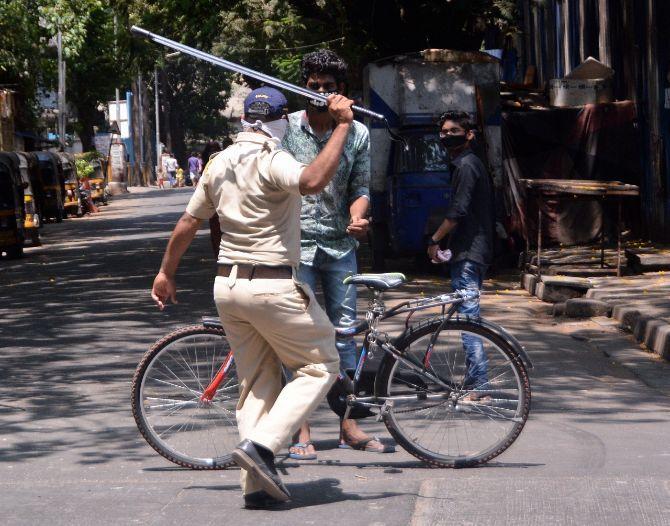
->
xmin=282 ymin=110 xmax=370 ymax=264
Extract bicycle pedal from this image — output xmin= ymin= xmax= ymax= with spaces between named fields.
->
xmin=376 ymin=399 xmax=394 ymax=422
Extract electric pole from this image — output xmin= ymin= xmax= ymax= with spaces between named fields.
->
xmin=57 ymin=30 xmax=66 ymax=151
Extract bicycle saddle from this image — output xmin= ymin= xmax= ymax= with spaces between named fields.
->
xmin=342 ymin=272 xmax=407 ymax=290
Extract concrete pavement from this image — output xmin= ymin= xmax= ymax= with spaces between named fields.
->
xmin=1 ymin=188 xmax=669 ymax=525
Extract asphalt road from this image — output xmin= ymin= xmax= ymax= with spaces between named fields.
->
xmin=1 ymin=188 xmax=669 ymax=525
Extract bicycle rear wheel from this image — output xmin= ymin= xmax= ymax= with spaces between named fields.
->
xmin=376 ymin=318 xmax=530 ymax=468
xmin=131 ymin=324 xmax=239 ymax=469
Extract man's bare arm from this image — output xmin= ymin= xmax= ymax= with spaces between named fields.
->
xmin=299 ymin=94 xmax=353 ymax=195
xmin=346 ymin=195 xmax=370 ymax=238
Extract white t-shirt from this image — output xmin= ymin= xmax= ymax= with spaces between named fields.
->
xmin=164 ymin=157 xmax=178 ymax=172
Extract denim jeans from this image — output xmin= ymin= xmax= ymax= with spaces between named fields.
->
xmin=450 ymin=259 xmax=488 ymax=388
xmin=298 ymin=248 xmax=358 ymax=370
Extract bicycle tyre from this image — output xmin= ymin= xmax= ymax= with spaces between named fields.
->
xmin=375 ymin=317 xmax=531 ymax=468
xmin=131 ymin=324 xmax=239 ymax=469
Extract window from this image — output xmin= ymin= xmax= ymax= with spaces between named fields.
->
xmin=395 ymin=134 xmax=449 ymax=173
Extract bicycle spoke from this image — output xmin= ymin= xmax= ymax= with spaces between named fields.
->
xmin=383 ymin=323 xmax=529 ymax=466
xmin=136 ymin=328 xmax=240 ymax=468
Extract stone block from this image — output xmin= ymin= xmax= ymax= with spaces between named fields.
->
xmin=564 ymin=298 xmax=613 ymax=318
xmin=521 ymin=273 xmax=538 ymax=295
xmin=633 ymin=315 xmax=657 ymax=343
xmin=535 ymin=279 xmax=589 ymax=303
xmin=612 ymin=305 xmax=641 ymax=331
xmin=650 ymin=324 xmax=670 ymax=360
xmin=627 ymin=251 xmax=670 ymax=273
xmin=553 ymin=302 xmax=566 ymax=317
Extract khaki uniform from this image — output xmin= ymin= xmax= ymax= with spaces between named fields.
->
xmin=186 ymin=132 xmax=339 ymax=494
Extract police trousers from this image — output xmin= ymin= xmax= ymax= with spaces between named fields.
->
xmin=214 ymin=272 xmax=339 ymax=495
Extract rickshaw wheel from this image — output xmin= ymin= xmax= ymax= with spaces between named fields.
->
xmin=4 ymin=244 xmax=23 ymax=259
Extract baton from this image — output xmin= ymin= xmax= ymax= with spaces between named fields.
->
xmin=131 ymin=26 xmax=387 ymax=123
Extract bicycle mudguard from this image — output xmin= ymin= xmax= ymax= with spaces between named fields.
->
xmin=469 ymin=316 xmax=534 ymax=371
xmin=202 ymin=316 xmax=223 ymax=329
xmin=394 ymin=315 xmax=534 ymax=372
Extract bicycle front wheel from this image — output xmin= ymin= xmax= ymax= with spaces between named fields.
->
xmin=131 ymin=324 xmax=239 ymax=469
xmin=376 ymin=318 xmax=531 ymax=468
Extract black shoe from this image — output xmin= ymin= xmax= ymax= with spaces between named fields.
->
xmin=243 ymin=490 xmax=286 ymax=510
xmin=232 ymin=439 xmax=290 ymax=502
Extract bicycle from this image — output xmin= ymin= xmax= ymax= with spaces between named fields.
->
xmin=131 ymin=272 xmax=533 ymax=470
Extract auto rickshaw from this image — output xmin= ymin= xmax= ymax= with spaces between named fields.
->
xmin=0 ymin=152 xmax=26 ymax=259
xmin=58 ymin=152 xmax=82 ymax=217
xmin=88 ymin=159 xmax=108 ymax=205
xmin=14 ymin=152 xmax=40 ymax=245
xmin=34 ymin=151 xmax=65 ymax=222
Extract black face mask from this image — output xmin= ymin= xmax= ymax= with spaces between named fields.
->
xmin=441 ymin=134 xmax=468 ymax=149
xmin=308 ymin=91 xmax=338 ymax=112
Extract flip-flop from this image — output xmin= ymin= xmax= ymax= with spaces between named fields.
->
xmin=288 ymin=441 xmax=317 ymax=460
xmin=338 ymin=436 xmax=395 ymax=453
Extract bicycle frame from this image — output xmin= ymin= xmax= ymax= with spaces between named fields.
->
xmin=336 ymin=289 xmax=477 ymax=417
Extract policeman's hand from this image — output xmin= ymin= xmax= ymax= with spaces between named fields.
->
xmin=327 ymin=94 xmax=354 ymax=124
xmin=347 ymin=216 xmax=369 ymax=238
xmin=151 ymin=271 xmax=178 ymax=310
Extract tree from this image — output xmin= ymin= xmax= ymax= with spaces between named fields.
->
xmin=0 ymin=1 xmax=44 ymax=130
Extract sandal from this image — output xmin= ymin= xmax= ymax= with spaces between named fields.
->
xmin=338 ymin=436 xmax=395 ymax=453
xmin=288 ymin=440 xmax=317 ymax=460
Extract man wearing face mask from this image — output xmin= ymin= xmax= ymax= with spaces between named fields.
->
xmin=282 ymin=50 xmax=394 ymax=460
xmin=427 ymin=111 xmax=494 ymax=402
xmin=150 ymin=86 xmax=357 ymax=509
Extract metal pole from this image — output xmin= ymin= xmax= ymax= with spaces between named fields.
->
xmin=114 ymin=14 xmax=121 ymax=129
xmin=617 ymin=199 xmax=622 ymax=277
xmin=537 ymin=200 xmax=542 ymax=279
xmin=57 ymin=30 xmax=66 ymax=151
xmin=138 ymin=72 xmax=145 ymax=185
xmin=130 ymin=25 xmax=386 ymax=122
xmin=154 ymin=66 xmax=161 ymax=182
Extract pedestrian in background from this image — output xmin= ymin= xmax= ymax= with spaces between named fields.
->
xmin=427 ymin=110 xmax=494 ymax=402
xmin=163 ymin=152 xmax=178 ymax=188
xmin=187 ymin=151 xmax=201 ymax=186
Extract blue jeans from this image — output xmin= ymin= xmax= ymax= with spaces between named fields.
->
xmin=450 ymin=259 xmax=488 ymax=387
xmin=298 ymin=249 xmax=358 ymax=370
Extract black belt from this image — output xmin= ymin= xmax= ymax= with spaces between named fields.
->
xmin=217 ymin=264 xmax=292 ymax=280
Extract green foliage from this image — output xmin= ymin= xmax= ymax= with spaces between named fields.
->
xmin=38 ymin=0 xmax=103 ymax=58
xmin=75 ymin=157 xmax=95 ymax=179
xmin=3 ymin=0 xmax=522 ymax=152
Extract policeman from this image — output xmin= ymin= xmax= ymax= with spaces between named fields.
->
xmin=151 ymin=87 xmax=355 ymax=509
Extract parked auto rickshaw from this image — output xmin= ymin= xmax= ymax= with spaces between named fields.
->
xmin=88 ymin=159 xmax=108 ymax=205
xmin=34 ymin=151 xmax=65 ymax=222
xmin=58 ymin=152 xmax=82 ymax=217
xmin=13 ymin=152 xmax=40 ymax=245
xmin=0 ymin=152 xmax=26 ymax=259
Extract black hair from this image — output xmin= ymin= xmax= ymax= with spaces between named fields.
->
xmin=301 ymin=49 xmax=348 ymax=86
xmin=438 ymin=111 xmax=478 ymax=133
xmin=201 ymin=141 xmax=221 ymax=165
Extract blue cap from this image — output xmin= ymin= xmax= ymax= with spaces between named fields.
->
xmin=244 ymin=87 xmax=288 ymax=119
